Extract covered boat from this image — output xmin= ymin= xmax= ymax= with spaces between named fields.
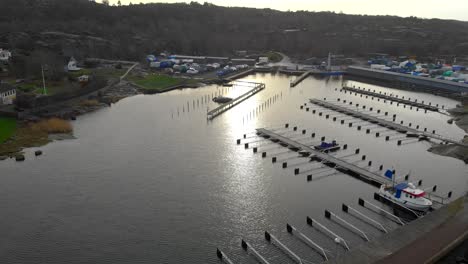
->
xmin=212 ymin=96 xmax=233 ymax=104
xmin=314 ymin=140 xmax=340 ymax=152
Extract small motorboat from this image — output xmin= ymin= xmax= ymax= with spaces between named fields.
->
xmin=212 ymin=96 xmax=233 ymax=104
xmin=222 ymin=83 xmax=233 ymax=87
xmin=314 ymin=140 xmax=340 ymax=152
xmin=379 ymin=182 xmax=432 ymax=211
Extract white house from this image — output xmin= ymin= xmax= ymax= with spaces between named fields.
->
xmin=0 ymin=49 xmax=12 ymax=62
xmin=67 ymin=57 xmax=81 ymax=71
xmin=0 ymin=83 xmax=16 ymax=105
xmin=258 ymin=57 xmax=269 ymax=64
xmin=77 ymin=75 xmax=89 ymax=83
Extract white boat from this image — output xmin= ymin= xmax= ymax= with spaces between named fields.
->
xmin=379 ymin=182 xmax=432 ymax=211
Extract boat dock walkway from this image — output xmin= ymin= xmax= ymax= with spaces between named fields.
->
xmin=342 ymin=86 xmax=439 ymax=111
xmin=256 ymin=128 xmax=391 ymax=186
xmin=225 ymin=69 xmax=254 ymax=81
xmin=207 ymin=81 xmax=265 ymax=120
xmin=347 ymin=66 xmax=468 ymax=94
xmin=325 ymin=196 xmax=468 ymax=264
xmin=309 ymin=99 xmax=468 ymax=148
xmin=290 ymin=71 xmax=313 ymax=87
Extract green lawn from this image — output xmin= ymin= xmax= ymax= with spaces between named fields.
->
xmin=0 ymin=117 xmax=17 ymax=144
xmin=16 ymin=80 xmax=67 ymax=95
xmin=264 ymin=51 xmax=283 ymax=63
xmin=66 ymin=68 xmax=93 ymax=79
xmin=130 ymin=74 xmax=186 ymax=91
xmin=95 ymin=68 xmax=126 ymax=78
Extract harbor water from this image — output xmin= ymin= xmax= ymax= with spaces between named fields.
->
xmin=0 ymin=73 xmax=466 ymax=263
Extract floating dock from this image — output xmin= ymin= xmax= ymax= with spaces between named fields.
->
xmin=309 ymin=99 xmax=468 ymax=148
xmin=207 ymin=81 xmax=265 ymax=120
xmin=347 ymin=66 xmax=468 ymax=94
xmin=326 ymin=196 xmax=468 ymax=264
xmin=256 ymin=128 xmax=391 ymax=186
xmin=290 ymin=71 xmax=313 ymax=87
xmin=225 ymin=69 xmax=254 ymax=81
xmin=342 ymin=86 xmax=440 ymax=112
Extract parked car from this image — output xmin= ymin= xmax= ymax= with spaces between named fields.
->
xmin=187 ymin=68 xmax=199 ymax=75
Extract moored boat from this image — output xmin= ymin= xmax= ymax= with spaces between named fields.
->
xmin=212 ymin=96 xmax=233 ymax=104
xmin=314 ymin=140 xmax=340 ymax=152
xmin=379 ymin=182 xmax=432 ymax=211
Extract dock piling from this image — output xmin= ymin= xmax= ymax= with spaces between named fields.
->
xmin=216 ymin=248 xmax=235 ymax=264
xmin=264 ymin=231 xmax=303 ymax=264
xmin=306 ymin=217 xmax=350 ymax=250
xmin=241 ymin=240 xmax=271 ymax=264
xmin=342 ymin=204 xmax=388 ymax=233
xmin=358 ymin=198 xmax=405 ymax=225
xmin=325 ymin=210 xmax=370 ymax=241
xmin=286 ymin=223 xmax=328 ymax=261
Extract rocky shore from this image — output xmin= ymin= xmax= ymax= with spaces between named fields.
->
xmin=429 ymin=102 xmax=468 ymax=164
xmin=0 ymin=81 xmax=140 ymax=160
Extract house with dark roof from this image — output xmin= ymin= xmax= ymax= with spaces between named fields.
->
xmin=0 ymin=83 xmax=16 ymax=105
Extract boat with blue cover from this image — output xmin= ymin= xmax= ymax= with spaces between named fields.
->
xmin=314 ymin=140 xmax=340 ymax=152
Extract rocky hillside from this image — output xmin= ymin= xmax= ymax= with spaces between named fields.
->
xmin=1 ymin=0 xmax=468 ymax=60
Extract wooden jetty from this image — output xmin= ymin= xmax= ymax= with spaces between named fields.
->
xmin=226 ymin=69 xmax=254 ymax=81
xmin=278 ymin=69 xmax=304 ymax=75
xmin=348 ymin=66 xmax=468 ymax=94
xmin=309 ymin=99 xmax=468 ymax=148
xmin=256 ymin=128 xmax=392 ymax=186
xmin=207 ymin=81 xmax=265 ymax=120
xmin=290 ymin=71 xmax=312 ymax=87
xmin=342 ymin=86 xmax=439 ymax=112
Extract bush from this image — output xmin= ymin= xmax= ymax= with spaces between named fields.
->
xmin=31 ymin=118 xmax=72 ymax=134
xmin=79 ymin=99 xmax=99 ymax=107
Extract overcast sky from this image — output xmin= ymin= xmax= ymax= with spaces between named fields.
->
xmin=110 ymin=0 xmax=467 ymax=21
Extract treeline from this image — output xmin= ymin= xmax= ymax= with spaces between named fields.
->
xmin=1 ymin=0 xmax=468 ymax=61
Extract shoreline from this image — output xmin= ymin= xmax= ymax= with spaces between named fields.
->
xmin=2 ymin=71 xmax=468 ymax=163
xmin=429 ymin=101 xmax=468 ymax=163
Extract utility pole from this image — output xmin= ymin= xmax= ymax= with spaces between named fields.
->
xmin=41 ymin=64 xmax=47 ymax=95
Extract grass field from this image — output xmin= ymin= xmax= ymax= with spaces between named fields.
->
xmin=95 ymin=68 xmax=126 ymax=78
xmin=0 ymin=117 xmax=17 ymax=144
xmin=130 ymin=74 xmax=186 ymax=91
xmin=264 ymin=51 xmax=283 ymax=63
xmin=15 ymin=80 xmax=68 ymax=96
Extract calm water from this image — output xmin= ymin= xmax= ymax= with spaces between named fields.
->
xmin=0 ymin=73 xmax=466 ymax=264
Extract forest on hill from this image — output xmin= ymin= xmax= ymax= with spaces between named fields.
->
xmin=1 ymin=0 xmax=468 ymax=61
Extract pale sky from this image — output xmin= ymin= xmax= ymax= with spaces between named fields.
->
xmin=109 ymin=0 xmax=468 ymax=21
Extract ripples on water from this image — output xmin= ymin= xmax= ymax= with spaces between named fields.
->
xmin=0 ymin=73 xmax=466 ymax=263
